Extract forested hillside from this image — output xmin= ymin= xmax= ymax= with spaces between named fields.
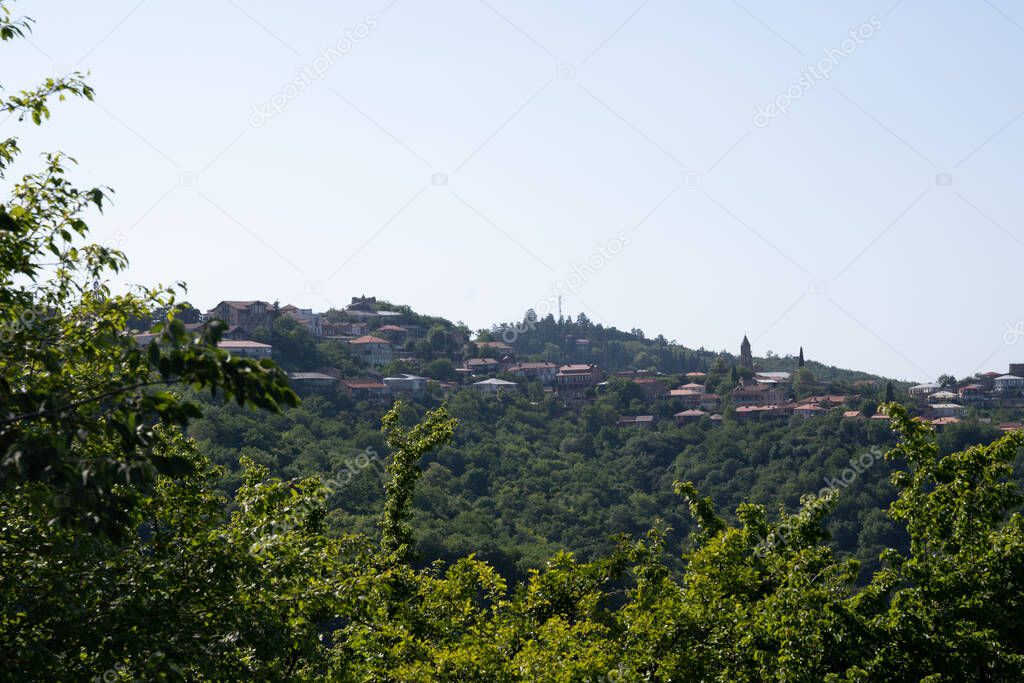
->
xmin=192 ymin=366 xmax=1007 ymax=584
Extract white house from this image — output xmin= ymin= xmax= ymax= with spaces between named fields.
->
xmin=929 ymin=403 xmax=966 ymax=418
xmin=217 ymin=340 xmax=272 ymax=359
xmin=349 ymin=335 xmax=393 ymax=367
xmin=383 ymin=373 xmax=427 ymax=394
xmin=473 ymin=378 xmax=518 ymax=395
xmin=506 ymin=362 xmax=558 ymax=384
xmin=909 ymin=383 xmax=941 ymax=397
xmin=755 ymin=371 xmax=791 ymax=386
xmin=994 ymin=375 xmax=1024 ymax=393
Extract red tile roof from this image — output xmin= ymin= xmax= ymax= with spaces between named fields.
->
xmin=508 ymin=362 xmax=557 ymax=370
xmin=217 ymin=300 xmax=274 ymax=310
xmin=475 ymin=341 xmax=512 ymax=349
xmin=805 ymin=395 xmax=850 ymax=404
xmin=349 ymin=335 xmax=390 ymax=345
xmin=559 ymin=364 xmax=595 ymax=372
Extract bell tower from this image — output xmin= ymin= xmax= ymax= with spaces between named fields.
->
xmin=740 ymin=335 xmax=753 ymax=370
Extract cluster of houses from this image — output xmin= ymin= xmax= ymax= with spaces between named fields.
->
xmin=611 ymin=370 xmax=880 ymax=430
xmin=171 ymin=298 xmax=441 ymax=400
xmin=147 ymin=297 xmax=433 ymax=356
xmin=906 ymin=365 xmax=1024 ymax=433
xmin=198 ymin=297 xmax=432 ymax=365
xmin=466 ymin=358 xmax=605 ymax=401
xmin=134 ymin=297 xmax=612 ymax=404
xmin=135 ymin=300 xmax=1024 ymax=434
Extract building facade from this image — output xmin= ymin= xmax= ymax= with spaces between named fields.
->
xmin=206 ymin=301 xmax=274 ymax=334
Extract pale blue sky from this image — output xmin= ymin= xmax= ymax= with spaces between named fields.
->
xmin=6 ymin=0 xmax=1024 ymax=381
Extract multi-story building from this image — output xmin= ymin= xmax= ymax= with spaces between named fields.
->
xmin=383 ymin=373 xmax=427 ymax=395
xmin=323 ymin=320 xmax=369 ymax=338
xmin=349 ymin=335 xmax=393 ymax=367
xmin=473 ymin=378 xmax=518 ymax=395
xmin=699 ymin=394 xmax=722 ymax=412
xmin=217 ymin=340 xmax=273 ymax=359
xmin=630 ymin=378 xmax=669 ymax=401
xmin=205 ymin=301 xmax=274 ymax=334
xmin=959 ymin=384 xmax=987 ymax=405
xmin=674 ymin=409 xmax=708 ymax=425
xmin=342 ymin=379 xmax=391 ymax=402
xmin=376 ymin=325 xmax=410 ymax=345
xmin=794 ymin=403 xmax=826 ymax=418
xmin=732 ymin=382 xmax=785 ymax=406
xmin=464 ymin=358 xmax=501 ymax=375
xmin=995 ymin=375 xmax=1024 ymax=394
xmin=930 ymin=403 xmax=967 ymax=418
xmin=288 ymin=372 xmax=337 ymax=395
xmin=617 ymin=415 xmax=656 ymax=429
xmin=670 ymin=389 xmax=702 ymax=408
xmin=507 ymin=362 xmax=558 ymax=384
xmin=909 ymin=383 xmax=941 ymax=398
xmin=278 ymin=305 xmax=322 ymax=340
xmin=555 ymin=364 xmax=604 ymax=400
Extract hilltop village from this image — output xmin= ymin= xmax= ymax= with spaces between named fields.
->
xmin=133 ymin=296 xmax=1024 ymax=433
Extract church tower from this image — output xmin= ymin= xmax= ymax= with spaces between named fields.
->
xmin=740 ymin=335 xmax=753 ymax=370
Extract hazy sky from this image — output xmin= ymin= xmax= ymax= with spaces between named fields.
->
xmin=6 ymin=0 xmax=1024 ymax=381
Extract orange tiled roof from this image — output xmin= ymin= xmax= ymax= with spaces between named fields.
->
xmin=350 ymin=335 xmax=390 ymax=345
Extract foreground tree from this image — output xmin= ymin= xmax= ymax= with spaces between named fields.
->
xmin=0 ymin=2 xmax=296 ymax=534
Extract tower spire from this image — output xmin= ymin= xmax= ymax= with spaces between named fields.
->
xmin=740 ymin=334 xmax=753 ymax=371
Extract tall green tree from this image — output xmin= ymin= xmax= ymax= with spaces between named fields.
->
xmin=0 ymin=2 xmax=296 ymax=533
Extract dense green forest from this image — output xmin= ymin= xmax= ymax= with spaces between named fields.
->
xmin=193 ymin=380 xmax=915 ymax=583
xmin=5 ymin=6 xmax=1024 ymax=680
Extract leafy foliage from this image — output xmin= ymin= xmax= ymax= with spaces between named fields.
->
xmin=0 ymin=11 xmax=296 ymax=534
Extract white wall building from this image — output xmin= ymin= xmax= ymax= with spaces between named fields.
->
xmin=995 ymin=375 xmax=1024 ymax=393
xmin=383 ymin=374 xmax=427 ymax=394
xmin=473 ymin=378 xmax=517 ymax=395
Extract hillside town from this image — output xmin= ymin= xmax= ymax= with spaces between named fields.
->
xmin=135 ymin=297 xmax=1024 ymax=434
